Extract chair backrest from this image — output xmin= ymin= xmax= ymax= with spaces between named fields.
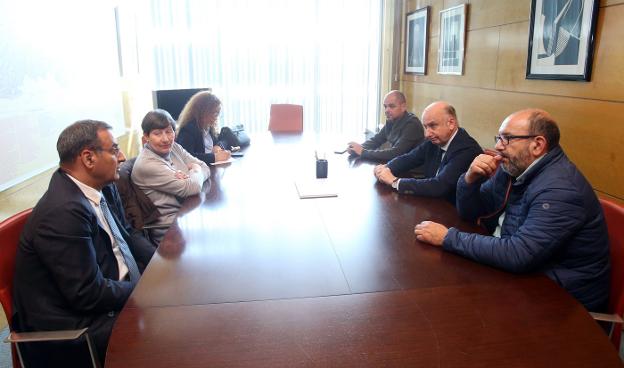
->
xmin=116 ymin=157 xmax=160 ymax=230
xmin=0 ymin=208 xmax=33 ymax=368
xmin=600 ymin=198 xmax=624 ymax=348
xmin=268 ymin=104 xmax=303 ymax=132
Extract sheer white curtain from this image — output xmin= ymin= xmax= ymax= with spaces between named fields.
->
xmin=134 ymin=0 xmax=382 ymax=134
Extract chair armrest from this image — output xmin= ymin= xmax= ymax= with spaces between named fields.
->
xmin=589 ymin=312 xmax=624 ymax=324
xmin=4 ymin=327 xmax=88 ymax=343
xmin=4 ymin=327 xmax=100 ymax=367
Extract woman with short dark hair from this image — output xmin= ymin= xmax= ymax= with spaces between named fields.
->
xmin=131 ymin=109 xmax=209 ymax=244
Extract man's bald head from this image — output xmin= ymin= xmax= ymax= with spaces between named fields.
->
xmin=385 ymin=90 xmax=407 ymax=104
xmin=506 ymin=108 xmax=560 ymax=150
xmin=422 ymin=101 xmax=457 ymax=123
xmin=383 ymin=90 xmax=408 ymax=121
xmin=421 ymin=101 xmax=459 ymax=146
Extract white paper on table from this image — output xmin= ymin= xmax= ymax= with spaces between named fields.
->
xmin=294 ymin=179 xmax=338 ymax=199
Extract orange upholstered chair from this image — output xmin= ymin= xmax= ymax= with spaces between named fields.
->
xmin=0 ymin=209 xmax=32 ymax=368
xmin=590 ymin=198 xmax=624 ymax=355
xmin=0 ymin=209 xmax=99 ymax=368
xmin=268 ymin=104 xmax=303 ymax=132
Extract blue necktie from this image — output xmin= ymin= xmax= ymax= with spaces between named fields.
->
xmin=435 ymin=148 xmax=446 ymax=176
xmin=100 ymin=197 xmax=141 ymax=283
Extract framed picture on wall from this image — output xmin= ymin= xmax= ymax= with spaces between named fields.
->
xmin=526 ymin=0 xmax=599 ymax=81
xmin=437 ymin=4 xmax=467 ymax=75
xmin=405 ymin=7 xmax=429 ymax=75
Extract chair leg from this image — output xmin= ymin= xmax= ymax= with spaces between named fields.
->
xmin=85 ymin=333 xmax=101 ymax=368
xmin=620 ymin=327 xmax=624 ymax=361
xmin=15 ymin=342 xmax=25 ymax=368
xmin=609 ymin=322 xmax=615 ymax=338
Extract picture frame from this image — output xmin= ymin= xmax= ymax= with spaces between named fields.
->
xmin=405 ymin=6 xmax=429 ymax=75
xmin=437 ymin=4 xmax=467 ymax=75
xmin=526 ymin=0 xmax=599 ymax=81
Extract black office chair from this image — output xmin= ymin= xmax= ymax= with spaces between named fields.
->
xmin=116 ymin=158 xmax=168 ymax=244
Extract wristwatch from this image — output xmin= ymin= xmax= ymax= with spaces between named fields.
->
xmin=391 ymin=177 xmax=400 ymax=190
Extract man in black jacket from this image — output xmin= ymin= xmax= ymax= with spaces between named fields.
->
xmin=375 ymin=101 xmax=482 ymax=204
xmin=12 ymin=120 xmax=154 ymax=367
xmin=347 ymin=90 xmax=424 ymax=162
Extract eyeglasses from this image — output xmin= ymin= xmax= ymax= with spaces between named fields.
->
xmin=494 ymin=134 xmax=538 ymax=146
xmin=95 ymin=145 xmax=121 ymax=156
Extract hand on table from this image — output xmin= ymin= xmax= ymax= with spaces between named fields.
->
xmin=373 ymin=164 xmax=386 ymax=177
xmin=414 ymin=221 xmax=448 ymax=246
xmin=374 ymin=165 xmax=397 ymax=185
xmin=347 ymin=142 xmax=363 ymax=156
xmin=215 ymin=149 xmax=231 ymax=162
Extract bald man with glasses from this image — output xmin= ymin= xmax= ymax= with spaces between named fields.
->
xmin=414 ymin=108 xmax=610 ymax=312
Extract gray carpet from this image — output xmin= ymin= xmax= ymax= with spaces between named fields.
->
xmin=0 ymin=327 xmax=12 ymax=368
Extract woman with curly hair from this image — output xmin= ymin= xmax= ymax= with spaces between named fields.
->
xmin=176 ymin=91 xmax=231 ymax=164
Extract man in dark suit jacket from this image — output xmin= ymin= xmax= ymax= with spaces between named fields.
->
xmin=375 ymin=101 xmax=482 ymax=204
xmin=12 ymin=120 xmax=155 ymax=367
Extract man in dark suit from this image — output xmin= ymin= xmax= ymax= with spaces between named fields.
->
xmin=12 ymin=120 xmax=155 ymax=367
xmin=374 ymin=101 xmax=482 ymax=204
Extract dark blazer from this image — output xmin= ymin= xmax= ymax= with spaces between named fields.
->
xmin=12 ymin=169 xmax=153 ymax=367
xmin=176 ymin=120 xmax=217 ymax=164
xmin=386 ymin=128 xmax=482 ymax=203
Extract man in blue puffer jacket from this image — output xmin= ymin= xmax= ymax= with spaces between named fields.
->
xmin=414 ymin=108 xmax=610 ymax=311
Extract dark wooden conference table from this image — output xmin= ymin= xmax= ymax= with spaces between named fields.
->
xmin=106 ymin=133 xmax=622 ymax=367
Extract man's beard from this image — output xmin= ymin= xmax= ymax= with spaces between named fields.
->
xmin=501 ymin=148 xmax=531 ymax=177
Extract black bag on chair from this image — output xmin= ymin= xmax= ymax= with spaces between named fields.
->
xmin=219 ymin=124 xmax=251 ymax=149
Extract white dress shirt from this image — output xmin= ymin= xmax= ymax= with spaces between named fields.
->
xmin=66 ymin=174 xmax=129 ymax=280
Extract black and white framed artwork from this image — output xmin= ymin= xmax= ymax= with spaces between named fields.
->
xmin=437 ymin=4 xmax=466 ymax=75
xmin=526 ymin=0 xmax=599 ymax=81
xmin=405 ymin=7 xmax=429 ymax=75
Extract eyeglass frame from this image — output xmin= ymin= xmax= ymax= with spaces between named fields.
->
xmin=93 ymin=144 xmax=121 ymax=156
xmin=494 ymin=134 xmax=538 ymax=146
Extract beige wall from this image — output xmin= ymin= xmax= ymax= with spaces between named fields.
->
xmin=399 ymin=0 xmax=624 ymax=201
